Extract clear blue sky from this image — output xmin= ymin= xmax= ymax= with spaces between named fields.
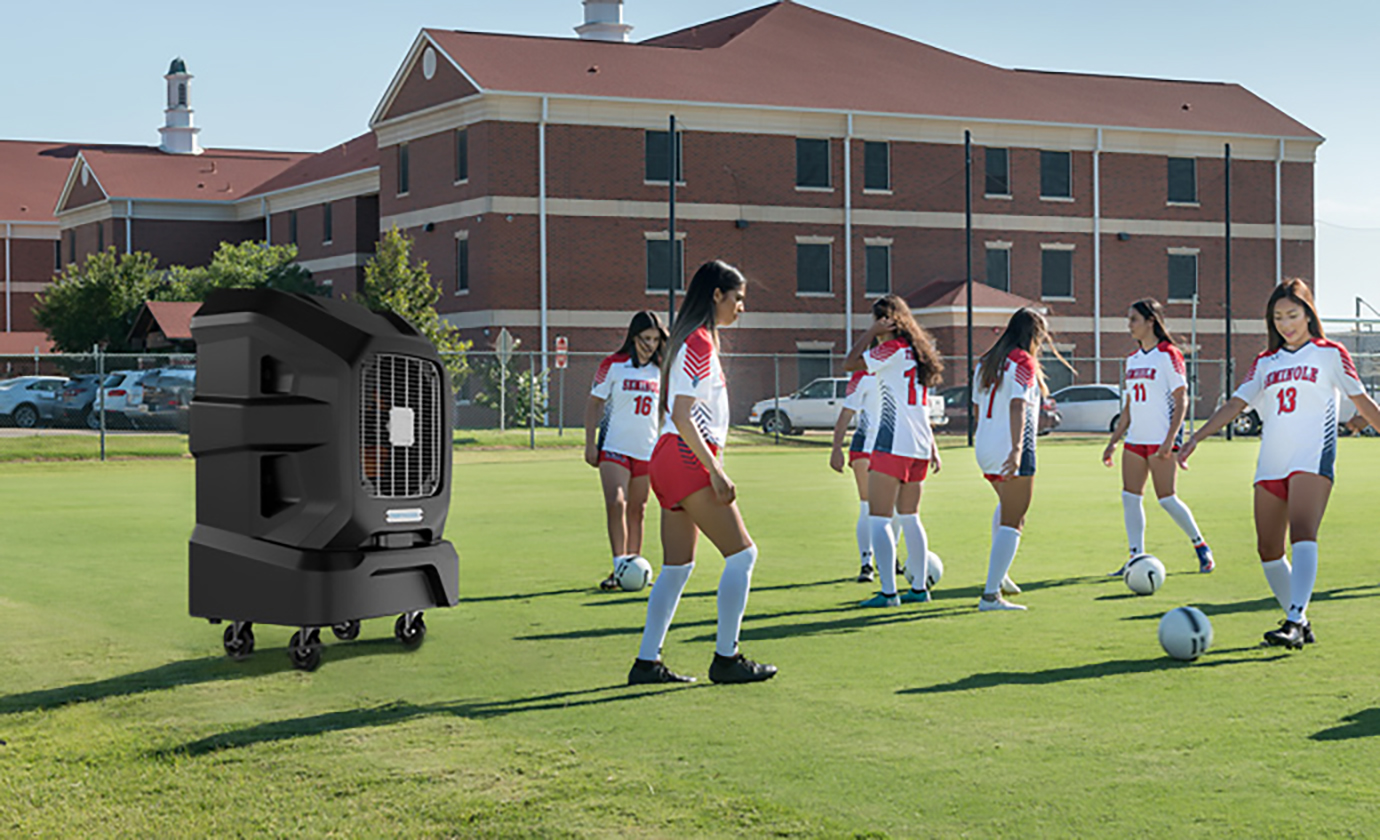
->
xmin=4 ymin=0 xmax=1376 ymax=318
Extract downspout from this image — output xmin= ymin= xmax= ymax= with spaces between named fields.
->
xmin=262 ymin=197 xmax=270 ymax=245
xmin=5 ymin=221 xmax=11 ymax=332
xmin=125 ymin=200 xmax=133 ymax=254
xmin=1093 ymin=127 xmax=1103 ymax=383
xmin=844 ymin=113 xmax=853 ymax=352
xmin=1274 ymin=138 xmax=1283 ymax=284
xmin=539 ymin=96 xmax=549 ymax=375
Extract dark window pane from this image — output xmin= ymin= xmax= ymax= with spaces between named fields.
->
xmin=646 ymin=239 xmax=685 ymax=291
xmin=1168 ymin=253 xmax=1197 ymax=301
xmin=645 ymin=130 xmax=682 ymax=182
xmin=455 ymin=128 xmax=469 ymax=182
xmin=796 ymin=243 xmax=831 ymax=293
xmin=986 ymin=248 xmax=1010 ymax=292
xmin=1168 ymin=157 xmax=1196 ymax=203
xmin=54 ymin=240 xmax=61 ymax=271
xmin=864 ymin=141 xmax=889 ymax=191
xmin=1040 ymin=151 xmax=1071 ymax=198
xmin=796 ymin=138 xmax=830 ymax=188
xmin=398 ymin=143 xmax=410 ymax=194
xmin=456 ymin=238 xmax=470 ymax=293
xmin=1041 ymin=249 xmax=1073 ymax=298
xmin=798 ymin=353 xmax=832 ymax=389
xmin=97 ymin=224 xmax=103 ymax=253
xmin=985 ymin=148 xmax=1009 ymax=195
xmin=865 ymin=245 xmax=890 ymax=295
xmin=288 ymin=210 xmax=298 ymax=245
xmin=323 ymin=202 xmax=333 ymax=243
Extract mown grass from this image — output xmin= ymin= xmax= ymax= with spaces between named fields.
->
xmin=2 ymin=439 xmax=1379 ymax=837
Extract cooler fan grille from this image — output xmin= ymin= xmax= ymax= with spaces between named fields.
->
xmin=360 ymin=353 xmax=442 ymax=498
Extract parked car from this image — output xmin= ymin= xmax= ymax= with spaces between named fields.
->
xmin=1049 ymin=384 xmax=1123 ymax=433
xmin=130 ymin=368 xmax=196 ymax=431
xmin=0 ymin=376 xmax=68 ymax=428
xmin=54 ymin=374 xmax=105 ymax=428
xmin=747 ymin=376 xmax=946 ymax=435
xmin=937 ymin=383 xmax=1060 ymax=435
xmin=90 ymin=369 xmax=155 ymax=429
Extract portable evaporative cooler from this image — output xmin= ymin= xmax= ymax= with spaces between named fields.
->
xmin=187 ymin=288 xmax=459 ymax=670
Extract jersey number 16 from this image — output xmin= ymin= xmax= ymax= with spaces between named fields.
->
xmin=633 ymin=395 xmax=655 ymax=416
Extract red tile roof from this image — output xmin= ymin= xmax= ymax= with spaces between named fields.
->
xmin=63 ymin=147 xmax=312 ymax=210
xmin=0 ymin=332 xmax=56 ymax=354
xmin=906 ymin=279 xmax=1042 ymax=312
xmin=420 ymin=2 xmax=1318 ymax=139
xmin=0 ymin=140 xmax=88 ymax=222
xmin=142 ymin=301 xmax=201 ymax=340
xmin=246 ymin=132 xmax=379 ymax=197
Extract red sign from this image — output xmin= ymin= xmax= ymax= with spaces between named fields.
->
xmin=554 ymin=353 xmax=568 ymax=370
xmin=554 ymin=335 xmax=569 ymax=353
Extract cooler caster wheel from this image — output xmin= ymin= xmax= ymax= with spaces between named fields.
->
xmin=331 ymin=620 xmax=361 ymax=641
xmin=223 ymin=622 xmax=254 ymax=660
xmin=288 ymin=628 xmax=322 ymax=671
xmin=394 ymin=612 xmax=426 ymax=648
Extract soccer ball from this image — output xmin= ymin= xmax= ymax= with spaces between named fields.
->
xmin=903 ymin=551 xmax=944 ymax=589
xmin=614 ymin=555 xmax=653 ymax=592
xmin=1158 ymin=606 xmax=1213 ymax=660
xmin=1123 ymin=554 xmax=1165 ymax=596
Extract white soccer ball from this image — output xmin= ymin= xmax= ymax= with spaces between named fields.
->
xmin=904 ymin=551 xmax=944 ymax=589
xmin=1158 ymin=606 xmax=1213 ymax=661
xmin=1123 ymin=554 xmax=1166 ymax=596
xmin=614 ymin=555 xmax=653 ymax=592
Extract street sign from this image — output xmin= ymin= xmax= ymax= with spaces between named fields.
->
xmin=554 ymin=353 xmax=568 ymax=370
xmin=554 ymin=335 xmax=568 ymax=353
xmin=495 ymin=327 xmax=516 ymax=366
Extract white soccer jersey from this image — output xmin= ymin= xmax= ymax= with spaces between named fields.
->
xmin=863 ymin=339 xmax=933 ymax=460
xmin=590 ymin=352 xmax=661 ymax=460
xmin=659 ymin=327 xmax=731 ymax=450
xmin=843 ymin=370 xmax=879 ymax=454
xmin=1124 ymin=341 xmax=1189 ymax=446
xmin=1232 ymin=339 xmax=1364 ymax=482
xmin=973 ymin=350 xmax=1040 ymax=476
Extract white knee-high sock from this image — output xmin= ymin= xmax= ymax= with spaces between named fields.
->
xmin=637 ymin=563 xmax=694 ymax=662
xmin=891 ymin=514 xmax=906 ymax=561
xmin=985 ymin=525 xmax=1022 ymax=596
xmin=1287 ymin=542 xmax=1319 ymax=624
xmin=991 ymin=503 xmax=1002 ymax=542
xmin=1157 ymin=495 xmax=1204 ymax=545
xmin=870 ymin=517 xmax=898 ymax=595
xmin=1122 ymin=491 xmax=1146 ymax=555
xmin=1261 ymin=557 xmax=1292 ymax=612
xmin=856 ymin=502 xmax=873 ymax=567
xmin=898 ymin=513 xmax=929 ymax=592
xmin=716 ymin=546 xmax=758 ymax=658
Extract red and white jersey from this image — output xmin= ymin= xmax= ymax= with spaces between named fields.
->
xmin=862 ymin=339 xmax=933 ymax=460
xmin=1232 ymin=339 xmax=1364 ymax=482
xmin=590 ymin=352 xmax=661 ymax=460
xmin=973 ymin=350 xmax=1040 ymax=476
xmin=1123 ymin=341 xmax=1188 ymax=446
xmin=842 ymin=370 xmax=879 ymax=454
xmin=660 ymin=327 xmax=731 ymax=450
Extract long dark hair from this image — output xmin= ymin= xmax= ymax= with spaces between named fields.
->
xmin=978 ymin=307 xmax=1053 ymax=396
xmin=872 ymin=294 xmax=943 ymax=387
xmin=659 ymin=260 xmax=746 ymax=415
xmin=615 ymin=310 xmax=668 ymax=367
xmin=1266 ymin=277 xmax=1324 ymax=353
xmin=1130 ymin=298 xmax=1175 ymax=347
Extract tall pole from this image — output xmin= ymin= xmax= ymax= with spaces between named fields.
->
xmin=668 ymin=114 xmax=677 ymax=329
xmin=964 ymin=130 xmax=975 ymax=447
xmin=1224 ymin=143 xmax=1233 ymax=441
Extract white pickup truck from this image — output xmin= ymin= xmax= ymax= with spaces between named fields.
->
xmin=748 ymin=377 xmax=947 ymax=436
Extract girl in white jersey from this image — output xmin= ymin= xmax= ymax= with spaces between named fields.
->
xmin=628 ymin=261 xmax=777 ymax=686
xmin=830 ymin=368 xmax=884 ymax=583
xmin=584 ymin=311 xmax=667 ymax=590
xmin=843 ymin=295 xmax=945 ymax=608
xmin=1180 ymin=279 xmax=1380 ymax=648
xmin=973 ymin=308 xmax=1059 ymax=611
xmin=1101 ymin=299 xmax=1215 ymax=575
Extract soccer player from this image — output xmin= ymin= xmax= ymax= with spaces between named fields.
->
xmin=843 ymin=295 xmax=944 ymax=608
xmin=973 ymin=308 xmax=1059 ymax=611
xmin=1179 ymin=279 xmax=1380 ymax=648
xmin=584 ymin=311 xmax=667 ymax=590
xmin=1101 ymin=299 xmax=1215 ymax=575
xmin=829 ymin=369 xmax=881 ymax=582
xmin=628 ymin=261 xmax=777 ymax=685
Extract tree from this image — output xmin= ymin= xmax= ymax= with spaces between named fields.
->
xmin=357 ymin=228 xmax=471 ymax=382
xmin=471 ymin=335 xmax=548 ymax=429
xmin=34 ymin=248 xmax=167 ymax=352
xmin=168 ymin=241 xmax=321 ymax=300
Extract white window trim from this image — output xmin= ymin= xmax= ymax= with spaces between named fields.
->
xmin=644 ymin=179 xmax=688 ymax=187
xmin=1041 ymin=243 xmax=1076 ymax=251
xmin=795 ymin=292 xmax=836 ymax=298
xmin=863 ymin=237 xmax=894 ymax=247
xmin=454 ymin=178 xmax=470 ymax=187
xmin=796 ymin=235 xmax=836 ymax=245
xmin=862 ymin=189 xmax=893 ymax=196
xmin=455 ymin=230 xmax=470 ymax=241
xmin=1165 ymin=201 xmax=1200 ymax=208
xmin=796 ymin=341 xmax=836 ymax=351
xmin=985 ymin=240 xmax=1013 ymax=250
xmin=645 ymin=231 xmax=688 ymax=241
xmin=984 ymin=193 xmax=1013 ymax=201
xmin=795 ymin=185 xmax=835 ymax=194
xmin=1166 ymin=246 xmax=1199 ymax=256
xmin=1040 ymin=195 xmax=1075 ymax=203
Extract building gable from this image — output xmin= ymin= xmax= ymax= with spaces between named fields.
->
xmin=374 ymin=33 xmax=481 ymax=126
xmin=55 ymin=154 xmax=110 ymax=214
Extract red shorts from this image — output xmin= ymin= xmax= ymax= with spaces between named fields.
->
xmin=1255 ymin=471 xmax=1326 ymax=501
xmin=984 ymin=473 xmax=1007 ymax=485
xmin=849 ymin=450 xmax=871 ymax=466
xmin=599 ymin=450 xmax=650 ymax=478
xmin=1124 ymin=442 xmax=1178 ymax=460
xmin=649 ymin=435 xmax=720 ymax=510
xmin=869 ymin=451 xmax=930 ymax=483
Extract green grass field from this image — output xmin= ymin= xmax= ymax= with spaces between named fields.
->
xmin=2 ymin=438 xmax=1379 ymax=837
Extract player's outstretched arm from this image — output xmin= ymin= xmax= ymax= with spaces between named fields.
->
xmin=1177 ymin=397 xmax=1248 ymax=467
xmin=671 ymin=394 xmax=734 ymax=504
xmin=1103 ymin=395 xmax=1131 ymax=466
xmin=830 ymin=408 xmax=855 ymax=473
xmin=583 ymin=396 xmax=606 ymax=467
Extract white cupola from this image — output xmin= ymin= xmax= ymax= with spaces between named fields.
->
xmin=159 ymin=57 xmax=203 ymax=155
xmin=575 ymin=0 xmax=633 ymax=42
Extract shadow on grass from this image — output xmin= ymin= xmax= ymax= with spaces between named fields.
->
xmin=460 ymin=587 xmax=590 ymax=604
xmin=1311 ymin=708 xmax=1380 ymax=742
xmin=898 ymin=647 xmax=1288 ymax=695
xmin=154 ymin=683 xmax=699 ymax=758
xmin=1119 ymin=584 xmax=1380 ymax=622
xmin=588 ymin=576 xmax=847 ymax=608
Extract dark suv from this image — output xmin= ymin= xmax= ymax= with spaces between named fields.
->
xmin=55 ymin=375 xmax=104 ymax=428
xmin=132 ymin=368 xmax=197 ymax=432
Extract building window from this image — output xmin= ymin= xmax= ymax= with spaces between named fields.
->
xmin=1040 ymin=151 xmax=1072 ymax=199
xmin=796 ymin=242 xmax=832 ymax=294
xmin=646 ymin=237 xmax=684 ymax=292
xmin=97 ymin=224 xmax=104 ymax=253
xmin=986 ymin=247 xmax=1011 ymax=292
xmin=1168 ymin=252 xmax=1198 ymax=301
xmin=863 ymin=141 xmax=890 ymax=191
xmin=796 ymin=138 xmax=830 ymax=188
xmin=1041 ymin=246 xmax=1074 ymax=298
xmin=455 ymin=128 xmax=469 ymax=183
xmin=54 ymin=240 xmax=61 ymax=271
xmin=864 ymin=244 xmax=890 ymax=295
xmin=985 ymin=148 xmax=1010 ymax=196
xmin=288 ymin=210 xmax=298 ymax=245
xmin=1168 ymin=158 xmax=1197 ymax=203
xmin=177 ymin=83 xmax=186 ymax=107
xmin=397 ymin=142 xmax=410 ymax=195
xmin=322 ymin=202 xmax=333 ymax=244
xmin=67 ymin=231 xmax=75 ymax=265
xmin=798 ymin=350 xmax=833 ymax=389
xmin=644 ymin=130 xmax=682 ymax=183
xmin=456 ymin=235 xmax=470 ymax=294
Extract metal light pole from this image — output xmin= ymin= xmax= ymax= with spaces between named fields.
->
xmin=1224 ymin=143 xmax=1233 ymax=440
xmin=964 ymin=130 xmax=974 ymax=447
xmin=668 ymin=115 xmax=678 ymax=328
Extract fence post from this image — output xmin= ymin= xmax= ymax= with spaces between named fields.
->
xmin=773 ymin=353 xmax=780 ymax=445
xmin=558 ymin=365 xmax=565 ymax=436
xmin=499 ymin=356 xmax=507 ymax=434
xmin=529 ymin=351 xmax=536 ymax=451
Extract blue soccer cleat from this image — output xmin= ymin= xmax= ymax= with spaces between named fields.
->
xmin=859 ymin=592 xmax=901 ymax=608
xmin=1195 ymin=542 xmax=1215 ymax=573
xmin=900 ymin=589 xmax=931 ymax=604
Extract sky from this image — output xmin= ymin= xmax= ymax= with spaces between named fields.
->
xmin=3 ymin=0 xmax=1376 ymax=319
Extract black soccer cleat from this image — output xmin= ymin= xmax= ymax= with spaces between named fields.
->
xmin=1302 ymin=621 xmax=1316 ymax=645
xmin=600 ymin=573 xmax=620 ymax=591
xmin=709 ymin=652 xmax=778 ymax=684
xmin=856 ymin=564 xmax=876 ymax=583
xmin=628 ymin=659 xmax=696 ymax=685
xmin=1263 ymin=619 xmax=1307 ymax=650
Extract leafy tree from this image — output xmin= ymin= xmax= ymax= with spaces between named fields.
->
xmin=168 ymin=241 xmax=320 ymax=300
xmin=471 ymin=337 xmax=548 ymax=428
xmin=34 ymin=248 xmax=168 ymax=352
